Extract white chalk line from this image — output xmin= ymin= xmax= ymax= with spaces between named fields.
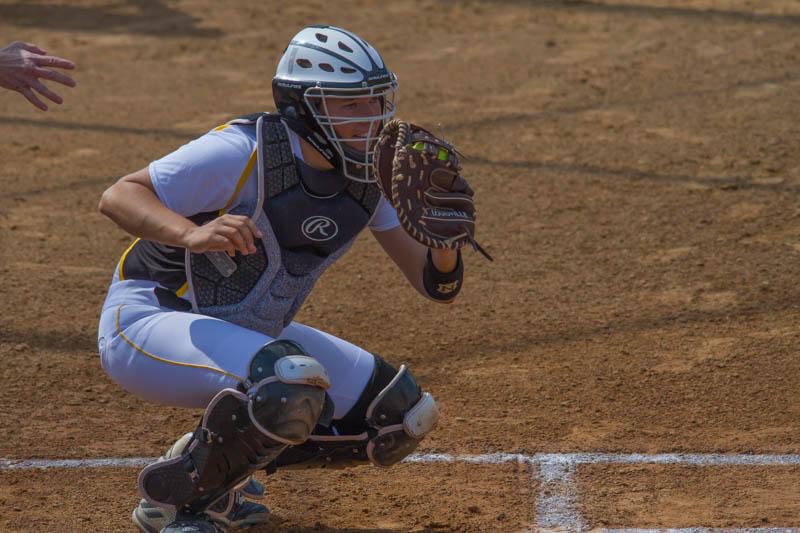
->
xmin=536 ymin=457 xmax=587 ymax=531
xmin=598 ymin=530 xmax=800 ymax=533
xmin=0 ymin=457 xmax=156 ymax=470
xmin=3 ymin=452 xmax=800 ymax=532
xmin=5 ymin=452 xmax=800 ymax=470
xmin=536 ymin=452 xmax=800 ymax=466
xmin=530 ymin=454 xmax=800 ymax=533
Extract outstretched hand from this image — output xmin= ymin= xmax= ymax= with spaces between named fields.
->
xmin=0 ymin=41 xmax=76 ymax=111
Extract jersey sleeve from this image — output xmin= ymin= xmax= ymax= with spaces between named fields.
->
xmin=148 ymin=126 xmax=257 ymax=217
xmin=368 ymin=196 xmax=401 ymax=232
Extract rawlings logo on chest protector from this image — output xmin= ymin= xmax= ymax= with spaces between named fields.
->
xmin=301 ymin=216 xmax=338 ymax=242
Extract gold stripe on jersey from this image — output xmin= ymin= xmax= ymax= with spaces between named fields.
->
xmin=117 ymin=238 xmax=141 ymax=281
xmin=115 ymin=304 xmax=245 ymax=383
xmin=176 ymin=281 xmax=188 ymax=297
xmin=218 ymin=147 xmax=258 ymax=216
xmin=213 ymin=124 xmax=229 ymax=132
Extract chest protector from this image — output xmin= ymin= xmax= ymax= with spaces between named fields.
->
xmin=185 ymin=113 xmax=382 ymax=337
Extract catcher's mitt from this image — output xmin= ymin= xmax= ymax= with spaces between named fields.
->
xmin=373 ymin=120 xmax=492 ymax=261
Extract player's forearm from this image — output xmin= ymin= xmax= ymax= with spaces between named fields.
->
xmin=372 ymin=226 xmax=463 ymax=303
xmin=396 ymin=236 xmax=432 ymax=298
xmin=98 ymin=180 xmax=195 ymax=248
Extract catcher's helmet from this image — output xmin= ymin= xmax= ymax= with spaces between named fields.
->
xmin=272 ymin=25 xmax=397 ymax=183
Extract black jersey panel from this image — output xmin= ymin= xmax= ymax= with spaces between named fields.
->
xmin=119 ymin=211 xmax=217 ymax=291
xmin=121 ymin=240 xmax=187 ymax=291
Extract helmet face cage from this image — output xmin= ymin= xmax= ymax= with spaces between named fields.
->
xmin=303 ymin=77 xmax=397 ymax=183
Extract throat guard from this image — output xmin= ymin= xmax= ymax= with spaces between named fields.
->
xmin=185 ymin=113 xmax=381 ymax=337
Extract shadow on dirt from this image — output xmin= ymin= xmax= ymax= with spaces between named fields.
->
xmin=1 ymin=159 xmax=794 ymax=209
xmin=448 ymin=74 xmax=800 ymax=133
xmin=0 ymin=116 xmax=194 ymax=139
xmin=4 ymin=175 xmax=117 ymax=203
xmin=468 ymin=156 xmax=800 ymax=194
xmin=0 ymin=327 xmax=96 ymax=354
xmin=5 ymin=272 xmax=800 ymax=359
xmin=0 ymin=0 xmax=222 ymax=37
xmin=2 ymin=71 xmax=796 ymax=154
xmin=267 ymin=525 xmax=452 ymax=533
xmin=490 ymin=0 xmax=800 ymax=26
xmin=472 ymin=288 xmax=800 ymax=355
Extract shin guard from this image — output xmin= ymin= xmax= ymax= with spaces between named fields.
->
xmin=138 ymin=340 xmax=331 ymax=514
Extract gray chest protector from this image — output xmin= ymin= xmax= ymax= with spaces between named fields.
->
xmin=185 ymin=113 xmax=382 ymax=337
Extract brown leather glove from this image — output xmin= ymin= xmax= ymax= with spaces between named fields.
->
xmin=373 ymin=119 xmax=492 ymax=261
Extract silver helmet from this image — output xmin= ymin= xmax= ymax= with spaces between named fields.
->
xmin=272 ymin=25 xmax=398 ymax=183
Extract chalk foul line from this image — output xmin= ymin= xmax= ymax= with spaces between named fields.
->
xmin=3 ymin=452 xmax=799 ymax=532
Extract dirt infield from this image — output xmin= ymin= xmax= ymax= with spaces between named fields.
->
xmin=1 ymin=0 xmax=800 ymax=531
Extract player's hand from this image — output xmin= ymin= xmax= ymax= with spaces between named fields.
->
xmin=0 ymin=41 xmax=76 ymax=111
xmin=183 ymin=215 xmax=262 ymax=256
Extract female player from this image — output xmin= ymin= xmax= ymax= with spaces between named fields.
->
xmin=98 ymin=25 xmax=467 ymax=533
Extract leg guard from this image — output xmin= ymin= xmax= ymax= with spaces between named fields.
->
xmin=138 ymin=340 xmax=331 ymax=514
xmin=365 ymin=364 xmax=439 ymax=466
xmin=271 ymin=358 xmax=439 ymax=470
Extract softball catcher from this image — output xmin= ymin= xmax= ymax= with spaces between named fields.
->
xmin=97 ymin=25 xmax=488 ymax=532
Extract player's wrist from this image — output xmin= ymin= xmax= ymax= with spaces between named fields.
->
xmin=430 ymin=247 xmax=458 ymax=273
xmin=423 ymin=249 xmax=463 ymax=302
xmin=177 ymin=222 xmax=201 ymax=251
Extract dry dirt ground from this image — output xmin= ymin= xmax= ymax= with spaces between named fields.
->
xmin=1 ymin=0 xmax=800 ymax=531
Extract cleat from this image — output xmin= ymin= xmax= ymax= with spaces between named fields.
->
xmin=132 ymin=494 xmax=269 ymax=533
xmin=160 ymin=515 xmax=223 ymax=533
xmin=207 ymin=491 xmax=269 ymax=529
xmin=234 ymin=476 xmax=265 ymax=501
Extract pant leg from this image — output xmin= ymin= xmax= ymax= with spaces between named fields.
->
xmin=99 ymin=303 xmax=268 ymax=408
xmin=98 ymin=301 xmax=376 ymax=415
xmin=278 ymin=322 xmax=375 ymax=420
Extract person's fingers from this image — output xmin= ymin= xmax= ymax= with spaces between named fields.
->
xmin=212 ymin=238 xmax=237 ymax=257
xmin=224 ymin=235 xmax=237 ymax=256
xmin=19 ymin=86 xmax=47 ymax=111
xmin=18 ymin=42 xmax=47 ymax=55
xmin=32 ymin=67 xmax=76 ymax=87
xmin=232 ymin=222 xmax=256 ymax=253
xmin=244 ymin=217 xmax=263 ymax=239
xmin=33 ymin=55 xmax=75 ymax=70
xmin=222 ymin=217 xmax=257 ymax=253
xmin=226 ymin=214 xmax=252 ymax=226
xmin=29 ymin=78 xmax=62 ymax=104
xmin=208 ymin=234 xmax=236 ymax=256
xmin=219 ymin=225 xmax=247 ymax=254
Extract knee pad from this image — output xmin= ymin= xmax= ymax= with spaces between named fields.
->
xmin=273 ymin=359 xmax=439 ymax=470
xmin=138 ymin=340 xmax=332 ymax=514
xmin=364 ymin=364 xmax=439 ymax=466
